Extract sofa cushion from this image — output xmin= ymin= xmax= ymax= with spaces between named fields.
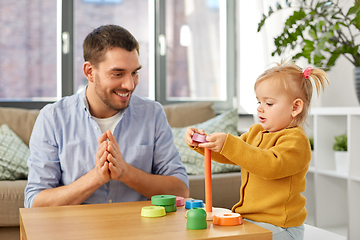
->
xmin=163 ymin=101 xmax=216 ymax=128
xmin=0 ymin=107 xmax=40 ymax=146
xmin=0 ymin=124 xmax=29 ymax=180
xmin=172 ymin=108 xmax=241 ymax=175
xmin=0 ymin=180 xmax=27 ymax=226
xmin=188 ymin=172 xmax=241 ymax=209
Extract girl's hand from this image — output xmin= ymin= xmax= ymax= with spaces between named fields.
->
xmin=185 ymin=127 xmax=206 ymax=147
xmin=200 ymin=132 xmax=227 ymax=153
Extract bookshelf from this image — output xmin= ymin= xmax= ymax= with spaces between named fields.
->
xmin=303 ymin=107 xmax=360 ymax=239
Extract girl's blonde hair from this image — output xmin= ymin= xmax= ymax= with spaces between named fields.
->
xmin=254 ymin=59 xmax=329 ymax=127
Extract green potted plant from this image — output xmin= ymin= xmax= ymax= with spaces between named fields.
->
xmin=308 ymin=136 xmax=314 ymax=166
xmin=257 ymin=0 xmax=360 ymax=101
xmin=309 ymin=136 xmax=314 ymax=151
xmin=333 ymin=133 xmax=347 ymax=152
xmin=333 ymin=133 xmax=348 ymax=174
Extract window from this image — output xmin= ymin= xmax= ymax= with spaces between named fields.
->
xmin=0 ymin=0 xmax=57 ymax=108
xmin=73 ymin=0 xmax=150 ymax=97
xmin=0 ymin=0 xmax=235 ymax=112
xmin=156 ymin=0 xmax=236 ymax=111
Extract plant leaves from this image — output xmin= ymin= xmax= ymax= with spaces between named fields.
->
xmin=258 ymin=0 xmax=360 ymax=67
xmin=333 ymin=134 xmax=347 ymax=151
xmin=302 ymin=40 xmax=315 ymax=60
xmin=327 ymin=52 xmax=340 ymax=68
xmin=347 ymin=2 xmax=360 ymax=16
xmin=313 ymin=49 xmax=326 ymax=66
xmin=293 ymin=52 xmax=303 ymax=60
xmin=285 ymin=10 xmax=307 ymax=27
xmin=315 ymin=20 xmax=326 ymax=32
xmin=329 ymin=23 xmax=340 ymax=31
xmin=342 ymin=44 xmax=355 ymax=54
xmin=309 ymin=28 xmax=317 ymax=39
xmin=257 ymin=14 xmax=267 ymax=32
xmin=350 ymin=11 xmax=360 ymax=31
xmin=268 ymin=6 xmax=274 ymax=16
xmin=321 ymin=31 xmax=334 ymax=40
xmin=285 ymin=0 xmax=291 ymax=7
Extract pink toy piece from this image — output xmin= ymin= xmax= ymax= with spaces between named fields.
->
xmin=192 ymin=133 xmax=208 ymax=143
xmin=176 ymin=196 xmax=185 ymax=207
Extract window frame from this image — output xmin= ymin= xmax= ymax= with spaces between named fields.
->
xmin=0 ymin=0 xmax=236 ymax=113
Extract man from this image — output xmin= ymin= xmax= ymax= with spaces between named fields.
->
xmin=24 ymin=25 xmax=189 ymax=207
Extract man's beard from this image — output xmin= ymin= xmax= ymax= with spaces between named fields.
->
xmin=94 ymin=75 xmax=132 ymax=112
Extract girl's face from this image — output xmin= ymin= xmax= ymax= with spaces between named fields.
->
xmin=255 ymin=78 xmax=295 ymax=132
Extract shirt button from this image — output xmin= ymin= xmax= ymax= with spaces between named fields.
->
xmin=109 ymin=199 xmax=113 ymax=203
xmin=95 ymin=126 xmax=98 ymax=130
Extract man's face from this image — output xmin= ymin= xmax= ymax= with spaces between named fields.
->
xmin=89 ymin=47 xmax=141 ymax=117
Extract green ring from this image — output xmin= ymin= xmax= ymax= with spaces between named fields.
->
xmin=151 ymin=195 xmax=176 ymax=206
xmin=162 ymin=204 xmax=177 ymax=212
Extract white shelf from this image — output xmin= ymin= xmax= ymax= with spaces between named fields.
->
xmin=308 ymin=166 xmax=315 ymax=173
xmin=350 ymin=175 xmax=360 ymax=182
xmin=311 ymin=106 xmax=360 ymax=115
xmin=322 ymin=226 xmax=348 ymax=239
xmin=317 ymin=169 xmax=349 ymax=179
xmin=306 ymin=107 xmax=360 ymax=239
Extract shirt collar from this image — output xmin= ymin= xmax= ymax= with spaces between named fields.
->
xmin=78 ymin=85 xmax=90 ymax=117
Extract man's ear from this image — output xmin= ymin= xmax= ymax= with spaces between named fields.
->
xmin=83 ymin=61 xmax=94 ymax=82
xmin=292 ymin=98 xmax=304 ymax=118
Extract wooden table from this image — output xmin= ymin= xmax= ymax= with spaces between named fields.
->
xmin=19 ymin=200 xmax=272 ymax=240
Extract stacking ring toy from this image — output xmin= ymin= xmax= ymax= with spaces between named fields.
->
xmin=213 ymin=213 xmax=243 ymax=226
xmin=141 ymin=206 xmax=166 ymax=218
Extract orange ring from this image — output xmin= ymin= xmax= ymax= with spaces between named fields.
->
xmin=213 ymin=213 xmax=243 ymax=226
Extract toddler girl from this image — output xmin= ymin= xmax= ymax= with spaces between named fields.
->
xmin=185 ymin=59 xmax=329 ymax=240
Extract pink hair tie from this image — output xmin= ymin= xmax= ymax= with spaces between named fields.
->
xmin=303 ymin=67 xmax=312 ymax=79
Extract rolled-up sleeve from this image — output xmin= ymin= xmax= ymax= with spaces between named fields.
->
xmin=24 ymin=106 xmax=61 ymax=208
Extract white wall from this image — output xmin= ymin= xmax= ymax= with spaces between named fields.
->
xmin=320 ymin=56 xmax=359 ymax=107
xmin=237 ymin=0 xmax=360 ymax=114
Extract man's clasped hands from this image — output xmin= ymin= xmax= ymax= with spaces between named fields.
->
xmin=95 ymin=130 xmax=128 ymax=184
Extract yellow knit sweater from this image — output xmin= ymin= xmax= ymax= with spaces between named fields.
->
xmin=191 ymin=124 xmax=311 ymax=228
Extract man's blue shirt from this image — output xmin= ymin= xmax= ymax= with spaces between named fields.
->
xmin=24 ymin=89 xmax=188 ymax=207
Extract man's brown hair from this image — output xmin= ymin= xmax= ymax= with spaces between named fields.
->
xmin=83 ymin=25 xmax=139 ymax=67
